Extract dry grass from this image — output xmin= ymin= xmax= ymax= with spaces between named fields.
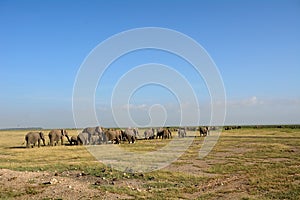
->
xmin=0 ymin=128 xmax=299 ymax=199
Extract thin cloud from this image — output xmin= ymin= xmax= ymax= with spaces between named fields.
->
xmin=121 ymin=104 xmax=148 ymax=111
xmin=227 ymin=96 xmax=264 ymax=107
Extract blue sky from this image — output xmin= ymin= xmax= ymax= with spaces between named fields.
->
xmin=0 ymin=0 xmax=299 ymax=128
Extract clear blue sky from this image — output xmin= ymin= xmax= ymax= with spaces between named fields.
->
xmin=0 ymin=0 xmax=299 ymax=128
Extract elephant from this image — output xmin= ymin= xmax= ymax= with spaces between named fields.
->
xmin=115 ymin=129 xmax=123 ymax=142
xmin=70 ymin=136 xmax=78 ymax=145
xmin=25 ymin=131 xmax=46 ymax=148
xmin=178 ymin=128 xmax=186 ymax=138
xmin=133 ymin=127 xmax=140 ymax=138
xmin=77 ymin=132 xmax=89 ymax=145
xmin=156 ymin=128 xmax=164 ymax=139
xmin=103 ymin=129 xmax=122 ymax=144
xmin=156 ymin=128 xmax=172 ymax=139
xmin=82 ymin=126 xmax=103 ymax=136
xmin=65 ymin=133 xmax=78 ymax=145
xmin=199 ymin=127 xmax=208 ymax=136
xmin=144 ymin=128 xmax=155 ymax=140
xmin=90 ymin=135 xmax=102 ymax=145
xmin=82 ymin=126 xmax=105 ymax=144
xmin=122 ymin=128 xmax=137 ymax=143
xmin=48 ymin=129 xmax=67 ymax=146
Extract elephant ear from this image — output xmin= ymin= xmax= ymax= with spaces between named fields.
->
xmin=61 ymin=129 xmax=64 ymax=135
xmin=39 ymin=132 xmax=44 ymax=138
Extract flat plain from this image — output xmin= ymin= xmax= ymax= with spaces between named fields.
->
xmin=0 ymin=128 xmax=299 ymax=199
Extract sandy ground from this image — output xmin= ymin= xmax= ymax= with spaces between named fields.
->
xmin=0 ymin=169 xmax=135 ymax=199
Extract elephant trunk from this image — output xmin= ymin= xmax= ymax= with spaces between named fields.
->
xmin=39 ymin=132 xmax=46 ymax=146
xmin=65 ymin=135 xmax=71 ymax=144
xmin=42 ymin=138 xmax=46 ymax=146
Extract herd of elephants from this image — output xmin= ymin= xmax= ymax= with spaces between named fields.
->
xmin=24 ymin=126 xmax=211 ymax=148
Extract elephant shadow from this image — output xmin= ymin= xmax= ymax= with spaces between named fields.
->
xmin=7 ymin=146 xmax=27 ymax=149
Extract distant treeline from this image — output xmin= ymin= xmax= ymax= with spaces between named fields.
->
xmin=222 ymin=125 xmax=300 ymax=130
xmin=0 ymin=127 xmax=43 ymax=131
xmin=157 ymin=125 xmax=300 ymax=130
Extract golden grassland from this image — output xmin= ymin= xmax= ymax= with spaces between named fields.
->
xmin=0 ymin=128 xmax=299 ymax=199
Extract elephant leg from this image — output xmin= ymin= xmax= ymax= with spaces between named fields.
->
xmin=104 ymin=134 xmax=108 ymax=144
xmin=38 ymin=139 xmax=41 ymax=147
xmin=26 ymin=140 xmax=29 ymax=148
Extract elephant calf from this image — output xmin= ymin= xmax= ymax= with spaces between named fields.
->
xmin=25 ymin=132 xmax=46 ymax=148
xmin=65 ymin=134 xmax=78 ymax=145
xmin=199 ymin=127 xmax=209 ymax=136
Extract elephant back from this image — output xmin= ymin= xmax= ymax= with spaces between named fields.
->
xmin=83 ymin=126 xmax=104 ymax=136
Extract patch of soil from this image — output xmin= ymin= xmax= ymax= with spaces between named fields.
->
xmin=0 ymin=169 xmax=133 ymax=200
xmin=164 ymin=159 xmax=217 ymax=177
xmin=184 ymin=174 xmax=252 ymax=199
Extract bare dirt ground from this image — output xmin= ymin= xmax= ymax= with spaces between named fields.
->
xmin=0 ymin=168 xmax=135 ymax=200
xmin=0 ymin=167 xmax=255 ymax=200
xmin=0 ymin=166 xmax=251 ymax=200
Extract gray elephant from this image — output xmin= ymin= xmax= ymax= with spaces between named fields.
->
xmin=90 ymin=135 xmax=102 ymax=145
xmin=25 ymin=131 xmax=46 ymax=148
xmin=133 ymin=127 xmax=140 ymax=138
xmin=82 ymin=126 xmax=105 ymax=144
xmin=144 ymin=128 xmax=155 ymax=140
xmin=178 ymin=128 xmax=186 ymax=138
xmin=122 ymin=128 xmax=138 ymax=143
xmin=48 ymin=129 xmax=67 ymax=146
xmin=77 ymin=132 xmax=89 ymax=145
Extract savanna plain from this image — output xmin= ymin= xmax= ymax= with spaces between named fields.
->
xmin=0 ymin=127 xmax=299 ymax=199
